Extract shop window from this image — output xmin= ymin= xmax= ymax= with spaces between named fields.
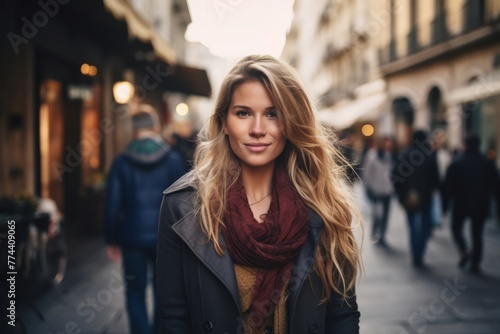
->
xmin=461 ymin=76 xmax=496 ymax=156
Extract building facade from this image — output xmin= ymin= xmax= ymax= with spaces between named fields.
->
xmin=284 ymin=0 xmax=500 ymax=164
xmin=376 ymin=0 xmax=500 ymax=158
xmin=282 ymin=0 xmax=386 ymax=151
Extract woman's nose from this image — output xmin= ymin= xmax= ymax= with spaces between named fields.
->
xmin=249 ymin=117 xmax=266 ymax=137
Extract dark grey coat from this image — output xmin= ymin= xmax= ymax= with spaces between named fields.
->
xmin=156 ymin=172 xmax=360 ymax=334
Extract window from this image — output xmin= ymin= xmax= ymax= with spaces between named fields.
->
xmin=428 ymin=87 xmax=447 ymax=131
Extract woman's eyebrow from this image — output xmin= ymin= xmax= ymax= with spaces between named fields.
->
xmin=231 ymin=105 xmax=251 ymax=109
xmin=230 ymin=105 xmax=276 ymax=110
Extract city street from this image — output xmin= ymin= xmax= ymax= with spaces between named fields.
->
xmin=355 ymin=183 xmax=500 ymax=334
xmin=18 ymin=182 xmax=500 ymax=334
xmin=2 ymin=1 xmax=500 ymax=334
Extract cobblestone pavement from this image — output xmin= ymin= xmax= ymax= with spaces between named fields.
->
xmin=18 ymin=182 xmax=500 ymax=334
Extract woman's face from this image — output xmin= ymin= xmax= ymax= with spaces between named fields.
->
xmin=224 ymin=80 xmax=286 ymax=171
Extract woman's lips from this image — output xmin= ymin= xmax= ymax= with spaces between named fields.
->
xmin=245 ymin=143 xmax=270 ymax=153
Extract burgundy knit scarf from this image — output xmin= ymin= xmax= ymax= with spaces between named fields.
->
xmin=222 ymin=167 xmax=310 ymax=318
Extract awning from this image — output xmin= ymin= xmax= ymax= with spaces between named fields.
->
xmin=318 ymin=80 xmax=388 ymax=129
xmin=163 ymin=64 xmax=212 ymax=97
xmin=447 ymin=79 xmax=500 ymax=105
xmin=103 ymin=0 xmax=177 ymax=64
xmin=102 ymin=0 xmax=211 ymax=97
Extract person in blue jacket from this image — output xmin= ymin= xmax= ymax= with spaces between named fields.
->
xmin=105 ymin=105 xmax=185 ymax=334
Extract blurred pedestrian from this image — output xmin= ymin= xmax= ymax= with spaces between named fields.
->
xmin=360 ymin=136 xmax=378 ymax=177
xmin=364 ymin=136 xmax=396 ymax=246
xmin=105 ymin=105 xmax=185 ymax=334
xmin=442 ymin=133 xmax=500 ymax=274
xmin=156 ymin=55 xmax=361 ymax=333
xmin=392 ymin=130 xmax=440 ymax=267
xmin=431 ymin=131 xmax=452 ymax=228
xmin=360 ymin=136 xmax=378 ymax=203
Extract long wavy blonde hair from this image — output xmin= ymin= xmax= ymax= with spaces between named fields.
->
xmin=193 ymin=55 xmax=362 ymax=301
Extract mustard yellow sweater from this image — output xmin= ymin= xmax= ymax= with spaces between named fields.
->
xmin=234 ymin=264 xmax=288 ymax=334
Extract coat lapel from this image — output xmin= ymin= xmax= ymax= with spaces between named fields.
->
xmin=288 ymin=209 xmax=323 ymax=319
xmin=172 ymin=211 xmax=242 ymax=314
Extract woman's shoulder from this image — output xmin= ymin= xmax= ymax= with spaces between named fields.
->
xmin=163 ymin=170 xmax=197 ymax=196
xmin=160 ymin=171 xmax=197 ymax=224
xmin=162 ymin=171 xmax=197 ymax=218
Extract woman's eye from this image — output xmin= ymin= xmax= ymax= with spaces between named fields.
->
xmin=236 ymin=110 xmax=250 ymax=117
xmin=266 ymin=110 xmax=277 ymax=118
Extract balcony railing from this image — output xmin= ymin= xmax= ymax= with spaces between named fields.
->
xmin=463 ymin=0 xmax=485 ymax=32
xmin=431 ymin=14 xmax=448 ymax=45
xmin=407 ymin=27 xmax=419 ymax=55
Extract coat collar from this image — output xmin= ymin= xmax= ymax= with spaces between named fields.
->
xmin=164 ymin=170 xmax=196 ymax=195
xmin=170 ymin=188 xmax=323 ymax=316
xmin=172 ymin=210 xmax=242 ymax=314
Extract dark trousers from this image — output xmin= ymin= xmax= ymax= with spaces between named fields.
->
xmin=406 ymin=206 xmax=432 ymax=265
xmin=451 ymin=212 xmax=486 ymax=269
xmin=122 ymin=248 xmax=158 ymax=334
xmin=371 ymin=195 xmax=391 ymax=242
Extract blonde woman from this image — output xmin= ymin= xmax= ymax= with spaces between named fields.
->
xmin=156 ymin=55 xmax=361 ymax=334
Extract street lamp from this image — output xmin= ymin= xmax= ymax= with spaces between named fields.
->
xmin=113 ymin=81 xmax=134 ymax=104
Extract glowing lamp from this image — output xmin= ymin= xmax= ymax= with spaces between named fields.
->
xmin=176 ymin=103 xmax=189 ymax=116
xmin=113 ymin=81 xmax=134 ymax=104
xmin=361 ymin=124 xmax=374 ymax=137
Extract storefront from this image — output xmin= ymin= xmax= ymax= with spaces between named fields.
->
xmin=0 ymin=0 xmax=211 ymax=234
xmin=448 ymin=70 xmax=500 ymax=164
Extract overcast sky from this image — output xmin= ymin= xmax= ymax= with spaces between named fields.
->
xmin=185 ymin=0 xmax=295 ymax=58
